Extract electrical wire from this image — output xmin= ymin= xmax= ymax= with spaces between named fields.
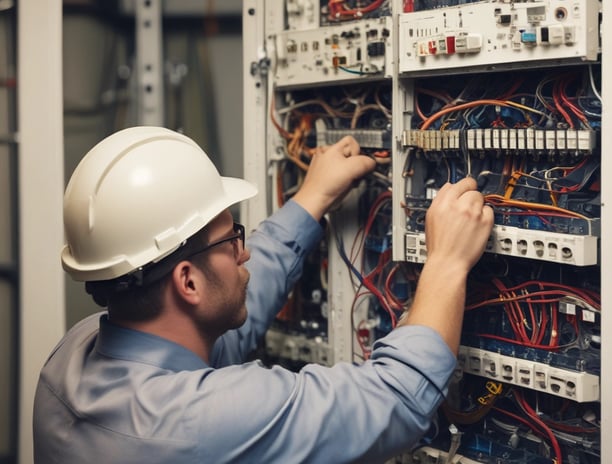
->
xmin=464 ymin=277 xmax=599 ymax=349
xmin=328 ymin=0 xmax=386 ymax=20
xmin=588 ymin=65 xmax=602 ymax=102
xmin=420 ymin=99 xmax=549 ymax=130
xmin=513 ymin=390 xmax=563 ymax=464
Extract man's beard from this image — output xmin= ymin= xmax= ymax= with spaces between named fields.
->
xmin=233 ymin=275 xmax=249 ymax=326
xmin=198 ymin=269 xmax=250 ymax=336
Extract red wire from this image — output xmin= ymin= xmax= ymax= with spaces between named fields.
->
xmin=558 ymin=76 xmax=590 ymax=128
xmin=363 ymin=249 xmax=398 ymax=327
xmin=556 ymin=157 xmax=589 ymax=193
xmin=513 ymin=391 xmax=563 ymax=464
xmin=328 ymin=0 xmax=385 ymax=19
xmin=504 ymin=281 xmax=600 ymax=308
xmin=532 ymin=282 xmax=549 ymax=346
xmin=549 ymin=301 xmax=559 ymax=347
xmin=358 ymin=191 xmax=399 ymax=327
xmin=535 ymin=303 xmax=549 ymax=346
xmin=467 ymin=277 xmax=598 ymax=348
xmin=474 ymin=333 xmax=568 ymax=351
xmin=553 ymin=79 xmax=574 ymax=129
xmin=493 ymin=278 xmax=529 ymax=343
xmin=383 ymin=263 xmax=408 ymax=311
xmin=498 ymin=77 xmax=525 ymax=101
xmin=525 ymin=290 xmax=538 ymax=344
xmin=467 ymin=288 xmax=600 ymax=312
xmin=491 ymin=406 xmax=551 ymax=442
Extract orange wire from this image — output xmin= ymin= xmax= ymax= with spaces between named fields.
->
xmin=420 ymin=99 xmax=534 ymax=130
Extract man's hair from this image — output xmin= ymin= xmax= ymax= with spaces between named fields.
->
xmin=105 ymin=277 xmax=169 ymax=321
xmin=85 ymin=227 xmax=210 ymax=322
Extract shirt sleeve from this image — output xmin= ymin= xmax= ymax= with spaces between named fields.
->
xmin=210 ymin=200 xmax=324 ymax=366
xmin=187 ymin=325 xmax=456 ymax=463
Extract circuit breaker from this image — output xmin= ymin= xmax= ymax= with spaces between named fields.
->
xmin=243 ymin=1 xmax=604 ymax=462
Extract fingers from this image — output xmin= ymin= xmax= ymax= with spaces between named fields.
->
xmin=425 ymin=174 xmax=494 ymax=269
xmin=313 ymin=145 xmax=325 ymax=156
xmin=437 ymin=176 xmax=478 ymax=199
xmin=319 ymin=136 xmax=360 ymax=158
xmin=483 ymin=200 xmax=495 ymax=224
xmin=435 ymin=177 xmax=493 ymax=224
xmin=337 ymin=136 xmax=360 ymax=158
xmin=450 ymin=179 xmax=493 ymax=227
xmin=347 ymin=152 xmax=377 ymax=177
xmin=313 ymin=136 xmax=375 ymax=177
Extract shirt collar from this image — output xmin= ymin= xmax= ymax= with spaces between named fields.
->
xmin=96 ymin=314 xmax=208 ymax=372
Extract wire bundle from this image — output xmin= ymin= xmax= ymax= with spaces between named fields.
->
xmin=465 ymin=278 xmax=600 ymax=350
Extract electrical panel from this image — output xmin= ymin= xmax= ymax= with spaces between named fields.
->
xmin=273 ymin=16 xmax=393 ymax=87
xmin=399 ymin=0 xmax=600 ymax=74
xmin=243 ymin=1 xmax=604 ymax=462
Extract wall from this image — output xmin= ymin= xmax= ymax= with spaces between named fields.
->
xmin=0 ymin=8 xmax=17 ymax=463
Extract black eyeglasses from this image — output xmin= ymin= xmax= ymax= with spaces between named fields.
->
xmin=186 ymin=222 xmax=245 ymax=259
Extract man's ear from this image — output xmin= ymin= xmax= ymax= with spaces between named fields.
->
xmin=171 ymin=261 xmax=202 ymax=305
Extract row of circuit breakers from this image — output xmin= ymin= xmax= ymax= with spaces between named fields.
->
xmin=253 ymin=1 xmax=603 ymax=463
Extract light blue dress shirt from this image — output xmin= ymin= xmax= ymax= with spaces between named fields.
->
xmin=34 ymin=200 xmax=456 ymax=463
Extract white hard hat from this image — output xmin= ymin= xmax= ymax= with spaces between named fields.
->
xmin=61 ymin=126 xmax=257 ymax=282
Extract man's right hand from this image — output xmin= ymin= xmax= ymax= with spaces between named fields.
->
xmin=398 ymin=177 xmax=494 ymax=353
xmin=424 ymin=177 xmax=494 ymax=274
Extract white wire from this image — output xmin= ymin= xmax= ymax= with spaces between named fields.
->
xmin=588 ymin=64 xmax=602 ymax=102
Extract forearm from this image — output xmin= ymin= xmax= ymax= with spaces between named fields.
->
xmin=291 ymin=191 xmax=326 ymax=222
xmin=398 ymin=178 xmax=493 ymax=354
xmin=211 ymin=201 xmax=323 ymax=365
xmin=398 ymin=256 xmax=468 ymax=355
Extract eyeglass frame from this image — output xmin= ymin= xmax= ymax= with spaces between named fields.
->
xmin=185 ymin=222 xmax=245 ymax=260
xmin=91 ymin=222 xmax=246 ymax=293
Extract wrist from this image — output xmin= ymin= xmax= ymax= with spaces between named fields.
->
xmin=292 ymin=190 xmax=329 ymax=222
xmin=423 ymin=254 xmax=471 ymax=280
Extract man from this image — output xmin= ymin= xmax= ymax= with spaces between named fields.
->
xmin=33 ymin=126 xmax=493 ymax=463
